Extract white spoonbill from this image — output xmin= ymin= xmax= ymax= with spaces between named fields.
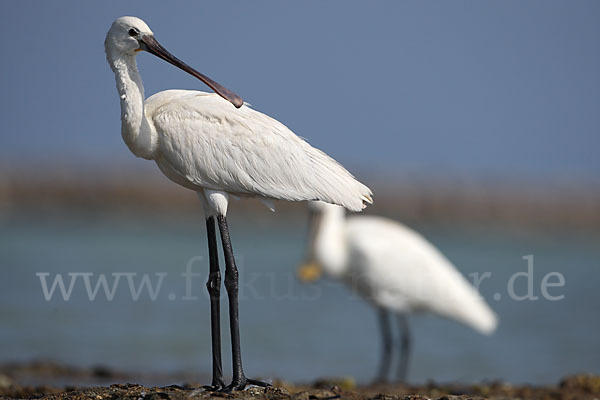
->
xmin=104 ymin=17 xmax=372 ymax=391
xmin=298 ymin=202 xmax=497 ymax=383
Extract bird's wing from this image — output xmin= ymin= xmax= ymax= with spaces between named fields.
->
xmin=147 ymin=91 xmax=372 ymax=211
xmin=346 ymin=216 xmax=498 ymax=334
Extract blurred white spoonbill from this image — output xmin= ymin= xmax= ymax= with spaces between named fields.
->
xmin=298 ymin=202 xmax=497 ymax=383
xmin=104 ymin=16 xmax=372 ymax=391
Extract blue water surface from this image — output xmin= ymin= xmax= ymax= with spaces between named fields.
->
xmin=0 ymin=210 xmax=598 ymax=385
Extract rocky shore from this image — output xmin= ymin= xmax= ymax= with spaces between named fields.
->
xmin=1 ymin=363 xmax=598 ymax=400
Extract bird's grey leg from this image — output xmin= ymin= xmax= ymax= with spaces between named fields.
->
xmin=374 ymin=308 xmax=393 ymax=384
xmin=203 ymin=216 xmax=225 ymax=391
xmin=396 ymin=314 xmax=411 ymax=383
xmin=217 ymin=215 xmax=270 ymax=392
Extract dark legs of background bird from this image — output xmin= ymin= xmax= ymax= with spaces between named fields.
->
xmin=397 ymin=314 xmax=411 ymax=383
xmin=375 ymin=308 xmax=393 ymax=383
xmin=217 ymin=215 xmax=270 ymax=392
xmin=373 ymin=311 xmax=411 ymax=384
xmin=204 ymin=216 xmax=225 ymax=390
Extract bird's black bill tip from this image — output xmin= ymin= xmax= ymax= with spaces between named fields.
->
xmin=139 ymin=35 xmax=243 ymax=108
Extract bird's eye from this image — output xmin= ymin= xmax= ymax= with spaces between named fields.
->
xmin=128 ymin=28 xmax=139 ymax=37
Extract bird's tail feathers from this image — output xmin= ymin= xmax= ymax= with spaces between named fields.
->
xmin=307 ymin=147 xmax=373 ymax=212
xmin=462 ymin=302 xmax=498 ymax=335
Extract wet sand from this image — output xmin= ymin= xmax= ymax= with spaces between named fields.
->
xmin=1 ymin=363 xmax=599 ymax=400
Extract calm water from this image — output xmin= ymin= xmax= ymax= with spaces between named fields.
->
xmin=1 ymin=210 xmax=599 ymax=385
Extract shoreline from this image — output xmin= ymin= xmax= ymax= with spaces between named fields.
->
xmin=2 ymin=169 xmax=599 ymax=230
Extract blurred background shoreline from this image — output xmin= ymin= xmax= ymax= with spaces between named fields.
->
xmin=2 ymin=163 xmax=598 ymax=231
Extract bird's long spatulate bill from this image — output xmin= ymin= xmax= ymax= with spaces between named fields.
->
xmin=140 ymin=35 xmax=243 ymax=108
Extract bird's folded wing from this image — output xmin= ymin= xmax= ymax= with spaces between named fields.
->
xmin=150 ymin=92 xmax=372 ymax=211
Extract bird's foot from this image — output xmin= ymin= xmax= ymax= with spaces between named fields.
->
xmin=202 ymin=380 xmax=226 ymax=392
xmin=220 ymin=377 xmax=271 ymax=392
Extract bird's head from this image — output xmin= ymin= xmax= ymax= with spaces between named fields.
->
xmin=105 ymin=16 xmax=243 ymax=108
xmin=296 ymin=201 xmax=332 ymax=284
xmin=105 ymin=16 xmax=153 ymax=55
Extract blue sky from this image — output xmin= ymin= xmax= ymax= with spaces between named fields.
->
xmin=1 ymin=1 xmax=598 ymax=182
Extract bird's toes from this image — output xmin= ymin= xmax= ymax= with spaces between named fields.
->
xmin=246 ymin=378 xmax=272 ymax=388
xmin=219 ymin=377 xmax=271 ymax=392
xmin=202 ymin=382 xmax=226 ymax=392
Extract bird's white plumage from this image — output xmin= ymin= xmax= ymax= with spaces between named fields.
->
xmin=104 ymin=17 xmax=372 ymax=215
xmin=147 ymin=90 xmax=372 ymax=212
xmin=308 ymin=202 xmax=498 ymax=334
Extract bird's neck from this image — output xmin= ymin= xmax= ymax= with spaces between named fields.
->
xmin=107 ymin=52 xmax=156 ymax=159
xmin=314 ymin=205 xmax=348 ymax=278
